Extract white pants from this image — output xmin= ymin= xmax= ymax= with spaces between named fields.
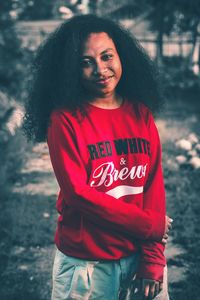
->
xmin=52 ymin=249 xmax=169 ymax=300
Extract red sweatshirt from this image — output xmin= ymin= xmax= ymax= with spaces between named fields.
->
xmin=47 ymin=100 xmax=166 ymax=282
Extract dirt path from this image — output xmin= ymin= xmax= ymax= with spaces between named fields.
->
xmin=10 ymin=143 xmax=57 ymax=300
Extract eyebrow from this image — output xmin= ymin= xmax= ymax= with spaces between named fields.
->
xmin=101 ymin=48 xmax=114 ymax=54
xmin=82 ymin=48 xmax=114 ymax=58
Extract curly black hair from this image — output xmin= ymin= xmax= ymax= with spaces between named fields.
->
xmin=23 ymin=14 xmax=163 ymax=142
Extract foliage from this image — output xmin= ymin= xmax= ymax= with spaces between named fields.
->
xmin=164 ymin=133 xmax=200 ymax=299
xmin=91 ymin=0 xmax=143 ymax=17
xmin=142 ymin=1 xmax=176 ymax=35
xmin=139 ymin=0 xmax=200 ymax=37
xmin=15 ymin=0 xmax=87 ymax=20
xmin=0 ymin=92 xmax=27 ymax=190
xmin=0 ymin=91 xmax=30 ymax=295
xmin=175 ymin=0 xmax=200 ymax=34
xmin=15 ymin=0 xmax=54 ymax=20
xmin=161 ymin=56 xmax=200 ymax=100
xmin=0 ymin=1 xmax=24 ymax=96
xmin=124 ymin=0 xmax=200 ymax=66
xmin=88 ymin=0 xmax=99 ymax=14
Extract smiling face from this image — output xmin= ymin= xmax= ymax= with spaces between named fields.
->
xmin=80 ymin=32 xmax=122 ymax=99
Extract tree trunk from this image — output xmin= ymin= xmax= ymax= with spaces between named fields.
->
xmin=156 ymin=29 xmax=164 ymax=67
xmin=156 ymin=4 xmax=165 ymax=67
xmin=187 ymin=20 xmax=199 ymax=70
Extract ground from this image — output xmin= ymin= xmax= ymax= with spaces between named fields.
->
xmin=0 ymin=99 xmax=200 ymax=300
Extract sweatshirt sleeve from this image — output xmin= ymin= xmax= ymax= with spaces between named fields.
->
xmin=136 ymin=107 xmax=166 ymax=282
xmin=47 ymin=110 xmax=164 ymax=241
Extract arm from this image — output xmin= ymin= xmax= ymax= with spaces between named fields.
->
xmin=47 ymin=110 xmax=165 ymax=241
xmin=136 ymin=107 xmax=166 ymax=287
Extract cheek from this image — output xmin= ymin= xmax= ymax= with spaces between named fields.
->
xmin=81 ymin=70 xmax=88 ymax=80
xmin=114 ymin=59 xmax=122 ymax=79
xmin=81 ymin=68 xmax=92 ymax=80
xmin=118 ymin=63 xmax=122 ymax=79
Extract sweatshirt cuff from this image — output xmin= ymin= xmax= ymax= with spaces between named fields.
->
xmin=136 ymin=262 xmax=165 ymax=282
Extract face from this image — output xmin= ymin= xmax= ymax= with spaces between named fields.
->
xmin=80 ymin=32 xmax=122 ymax=98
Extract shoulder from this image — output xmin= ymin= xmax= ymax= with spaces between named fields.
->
xmin=137 ymin=103 xmax=157 ymax=130
xmin=50 ymin=108 xmax=82 ymax=127
xmin=47 ymin=109 xmax=79 ymax=144
xmin=126 ymin=99 xmax=153 ymax=125
xmin=50 ymin=108 xmax=72 ymax=121
xmin=138 ymin=102 xmax=152 ymax=119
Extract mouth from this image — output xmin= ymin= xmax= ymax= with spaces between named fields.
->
xmin=95 ymin=75 xmax=114 ymax=85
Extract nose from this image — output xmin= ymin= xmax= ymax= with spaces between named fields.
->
xmin=93 ymin=61 xmax=107 ymax=76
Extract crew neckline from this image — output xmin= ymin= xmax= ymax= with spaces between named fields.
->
xmin=87 ymin=98 xmax=126 ymax=112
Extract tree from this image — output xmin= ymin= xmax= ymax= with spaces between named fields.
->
xmin=175 ymin=0 xmax=200 ymax=66
xmin=140 ymin=0 xmax=200 ymax=67
xmin=88 ymin=0 xmax=100 ymax=14
xmin=93 ymin=0 xmax=137 ymax=17
xmin=17 ymin=0 xmax=54 ymax=20
xmin=0 ymin=1 xmax=24 ymax=96
xmin=141 ymin=1 xmax=178 ymax=65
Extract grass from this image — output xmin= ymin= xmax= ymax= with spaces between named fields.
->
xmin=160 ymin=99 xmax=200 ymax=300
xmin=0 ymin=190 xmax=57 ymax=300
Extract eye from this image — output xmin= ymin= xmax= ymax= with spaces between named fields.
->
xmin=80 ymin=59 xmax=93 ymax=68
xmin=101 ymin=54 xmax=113 ymax=61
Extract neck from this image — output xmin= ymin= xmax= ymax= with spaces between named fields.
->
xmin=89 ymin=94 xmax=123 ymax=109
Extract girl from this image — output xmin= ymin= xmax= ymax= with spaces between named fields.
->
xmin=23 ymin=14 xmax=172 ymax=300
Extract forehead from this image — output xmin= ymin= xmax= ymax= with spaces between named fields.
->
xmin=82 ymin=32 xmax=117 ymax=55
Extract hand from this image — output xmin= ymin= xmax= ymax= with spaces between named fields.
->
xmin=164 ymin=215 xmax=173 ymax=235
xmin=139 ymin=278 xmax=163 ymax=299
xmin=162 ymin=233 xmax=169 ymax=245
xmin=162 ymin=215 xmax=173 ymax=245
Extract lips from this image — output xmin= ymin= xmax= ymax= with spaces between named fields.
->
xmin=95 ymin=75 xmax=114 ymax=85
